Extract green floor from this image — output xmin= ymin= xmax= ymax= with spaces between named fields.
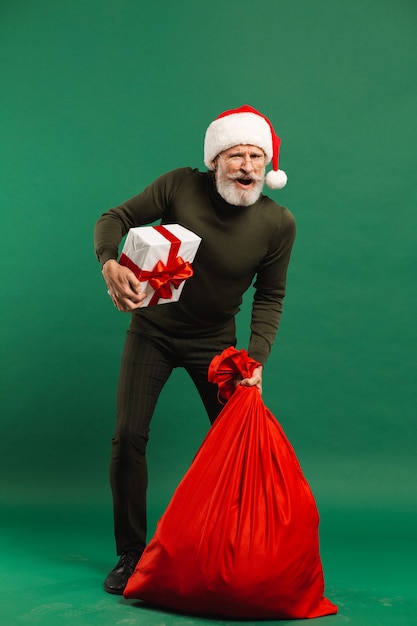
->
xmin=1 ymin=501 xmax=415 ymax=626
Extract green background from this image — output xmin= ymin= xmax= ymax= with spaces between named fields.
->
xmin=1 ymin=1 xmax=416 ymax=624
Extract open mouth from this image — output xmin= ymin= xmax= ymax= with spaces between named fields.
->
xmin=237 ymin=178 xmax=253 ymax=186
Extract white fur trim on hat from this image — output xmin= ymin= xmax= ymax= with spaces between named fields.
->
xmin=204 ymin=112 xmax=273 ymax=169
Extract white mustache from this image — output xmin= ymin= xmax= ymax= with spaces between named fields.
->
xmin=229 ymin=171 xmax=264 ymax=183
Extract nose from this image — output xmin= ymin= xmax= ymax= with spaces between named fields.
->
xmin=241 ymin=155 xmax=255 ymax=172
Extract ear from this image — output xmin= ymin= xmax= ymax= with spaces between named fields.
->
xmin=211 ymin=157 xmax=218 ymax=171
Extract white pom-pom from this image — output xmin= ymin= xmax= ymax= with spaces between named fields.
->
xmin=265 ymin=169 xmax=287 ymax=189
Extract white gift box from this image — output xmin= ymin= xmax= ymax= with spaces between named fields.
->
xmin=119 ymin=224 xmax=202 ymax=307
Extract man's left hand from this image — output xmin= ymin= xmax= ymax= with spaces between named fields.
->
xmin=239 ymin=365 xmax=263 ymax=394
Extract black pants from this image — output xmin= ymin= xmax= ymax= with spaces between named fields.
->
xmin=110 ymin=326 xmax=236 ymax=554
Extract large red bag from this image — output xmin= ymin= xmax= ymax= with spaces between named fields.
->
xmin=124 ymin=347 xmax=337 ymax=620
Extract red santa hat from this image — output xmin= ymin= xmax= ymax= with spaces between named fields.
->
xmin=204 ymin=104 xmax=287 ymax=190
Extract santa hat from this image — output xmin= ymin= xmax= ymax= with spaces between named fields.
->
xmin=204 ymin=104 xmax=287 ymax=189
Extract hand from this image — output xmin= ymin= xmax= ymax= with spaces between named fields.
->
xmin=102 ymin=260 xmax=147 ymax=312
xmin=239 ymin=365 xmax=263 ymax=394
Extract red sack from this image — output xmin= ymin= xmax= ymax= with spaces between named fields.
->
xmin=124 ymin=347 xmax=337 ymax=620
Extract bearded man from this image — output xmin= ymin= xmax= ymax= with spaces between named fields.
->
xmin=94 ymin=104 xmax=296 ymax=594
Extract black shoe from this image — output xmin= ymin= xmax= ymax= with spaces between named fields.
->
xmin=104 ymin=550 xmax=142 ymax=595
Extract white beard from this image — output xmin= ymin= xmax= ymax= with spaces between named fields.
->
xmin=215 ymin=164 xmax=265 ymax=206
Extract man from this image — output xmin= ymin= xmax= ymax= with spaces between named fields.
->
xmin=94 ymin=104 xmax=296 ymax=594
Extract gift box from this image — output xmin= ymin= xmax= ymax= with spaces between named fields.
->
xmin=119 ymin=224 xmax=201 ymax=307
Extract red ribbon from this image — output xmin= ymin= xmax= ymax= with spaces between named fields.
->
xmin=119 ymin=225 xmax=194 ymax=305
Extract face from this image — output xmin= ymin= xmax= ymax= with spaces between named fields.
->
xmin=213 ymin=144 xmax=266 ymax=206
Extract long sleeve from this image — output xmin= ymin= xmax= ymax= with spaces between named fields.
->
xmin=248 ymin=209 xmax=296 ymax=364
xmin=93 ymin=172 xmax=176 ymax=267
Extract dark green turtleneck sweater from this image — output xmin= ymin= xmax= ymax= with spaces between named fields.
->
xmin=94 ymin=168 xmax=296 ymax=365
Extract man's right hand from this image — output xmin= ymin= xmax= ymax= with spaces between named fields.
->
xmin=102 ymin=260 xmax=147 ymax=312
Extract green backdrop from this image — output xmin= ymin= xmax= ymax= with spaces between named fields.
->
xmin=1 ymin=1 xmax=416 ymax=622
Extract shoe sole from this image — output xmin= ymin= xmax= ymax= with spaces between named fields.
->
xmin=104 ymin=583 xmax=124 ymax=595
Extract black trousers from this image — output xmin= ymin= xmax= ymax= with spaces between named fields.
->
xmin=110 ymin=325 xmax=236 ymax=554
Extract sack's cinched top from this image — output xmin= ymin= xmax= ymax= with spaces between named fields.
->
xmin=124 ymin=347 xmax=338 ymax=620
xmin=208 ymin=346 xmax=261 ymax=400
